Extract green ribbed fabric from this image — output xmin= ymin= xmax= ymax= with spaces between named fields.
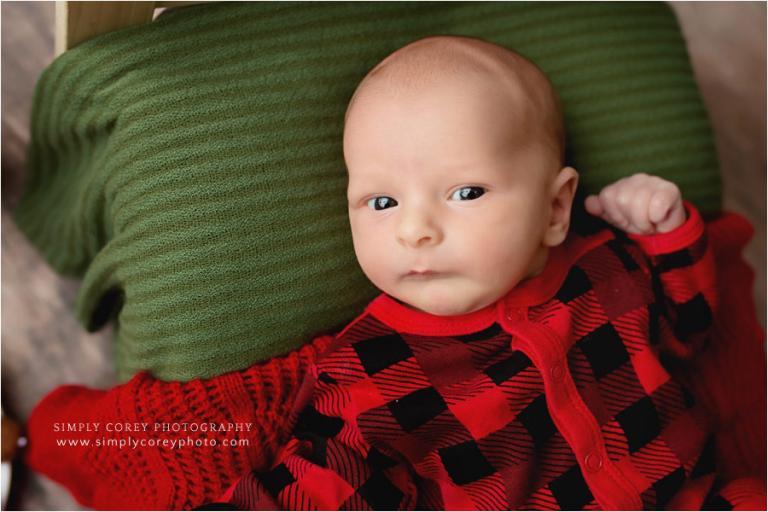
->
xmin=15 ymin=2 xmax=721 ymax=382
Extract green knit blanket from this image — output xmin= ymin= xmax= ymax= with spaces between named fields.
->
xmin=16 ymin=2 xmax=721 ymax=381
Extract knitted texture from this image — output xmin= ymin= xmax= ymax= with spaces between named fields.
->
xmin=24 ymin=335 xmax=333 ymax=510
xmin=14 ymin=2 xmax=721 ymax=381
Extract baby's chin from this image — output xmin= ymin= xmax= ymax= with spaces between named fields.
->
xmin=394 ymin=285 xmax=496 ymax=317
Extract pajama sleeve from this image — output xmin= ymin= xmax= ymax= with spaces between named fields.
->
xmin=629 ymin=201 xmax=717 ymax=360
xmin=24 ymin=335 xmax=332 ymax=510
xmin=217 ymin=364 xmax=419 ymax=511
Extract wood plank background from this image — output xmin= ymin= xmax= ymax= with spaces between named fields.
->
xmin=1 ymin=2 xmax=765 ymax=510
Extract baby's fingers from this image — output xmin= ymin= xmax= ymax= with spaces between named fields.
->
xmin=584 ymin=195 xmax=604 ymax=217
xmin=627 ymin=187 xmax=653 ymax=234
xmin=599 ymin=184 xmax=631 ymax=230
xmin=649 ymin=185 xmax=685 ymax=233
xmin=647 ymin=183 xmax=678 ymax=222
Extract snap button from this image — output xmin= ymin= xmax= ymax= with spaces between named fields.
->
xmin=584 ymin=452 xmax=603 ymax=472
xmin=550 ymin=364 xmax=564 ymax=381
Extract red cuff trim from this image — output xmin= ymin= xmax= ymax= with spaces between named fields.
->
xmin=628 ymin=201 xmax=704 ymax=256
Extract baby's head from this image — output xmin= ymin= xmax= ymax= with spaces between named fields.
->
xmin=344 ymin=36 xmax=578 ymax=316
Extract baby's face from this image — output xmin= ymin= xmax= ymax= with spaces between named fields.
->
xmin=345 ymin=78 xmax=560 ymax=316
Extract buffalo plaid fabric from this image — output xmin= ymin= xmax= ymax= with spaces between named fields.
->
xmin=210 ymin=203 xmax=736 ymax=510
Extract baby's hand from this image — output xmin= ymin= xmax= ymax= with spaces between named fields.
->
xmin=584 ymin=173 xmax=686 ymax=234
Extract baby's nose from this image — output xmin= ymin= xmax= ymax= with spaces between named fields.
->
xmin=396 ymin=209 xmax=443 ymax=248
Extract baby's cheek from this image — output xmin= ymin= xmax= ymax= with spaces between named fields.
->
xmin=473 ymin=233 xmax=521 ymax=270
xmin=359 ymin=245 xmax=403 ymax=296
xmin=358 ymin=251 xmax=389 ymax=286
xmin=476 ymin=234 xmax=540 ymax=290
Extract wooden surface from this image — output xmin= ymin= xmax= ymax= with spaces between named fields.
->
xmin=1 ymin=2 xmax=765 ymax=510
xmin=54 ymin=2 xmax=206 ymax=56
xmin=55 ymin=1 xmax=155 ymax=56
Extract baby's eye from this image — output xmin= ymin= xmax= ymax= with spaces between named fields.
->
xmin=450 ymin=186 xmax=486 ymax=201
xmin=367 ymin=196 xmax=398 ymax=210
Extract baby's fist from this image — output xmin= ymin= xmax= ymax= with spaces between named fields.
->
xmin=584 ymin=173 xmax=685 ymax=234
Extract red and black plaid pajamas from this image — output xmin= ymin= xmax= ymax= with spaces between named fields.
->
xmin=207 ymin=202 xmax=762 ymax=510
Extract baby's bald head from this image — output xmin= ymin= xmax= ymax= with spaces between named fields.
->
xmin=345 ymin=36 xmax=565 ymax=167
xmin=345 ymin=37 xmax=580 ymax=316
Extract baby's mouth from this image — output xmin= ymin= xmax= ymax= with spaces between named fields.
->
xmin=404 ymin=270 xmax=442 ymax=279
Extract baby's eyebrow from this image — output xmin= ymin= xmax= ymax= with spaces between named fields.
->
xmin=346 ymin=171 xmax=391 ymax=190
xmin=438 ymin=161 xmax=477 ymax=171
xmin=346 ymin=182 xmax=377 ymax=202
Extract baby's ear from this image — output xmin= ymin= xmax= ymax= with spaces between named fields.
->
xmin=543 ymin=166 xmax=579 ymax=247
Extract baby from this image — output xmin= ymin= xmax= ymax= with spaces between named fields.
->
xmin=203 ymin=36 xmax=759 ymax=510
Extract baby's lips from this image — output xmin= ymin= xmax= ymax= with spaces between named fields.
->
xmin=405 ymin=269 xmax=437 ymax=276
xmin=403 ymin=269 xmax=444 ymax=279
